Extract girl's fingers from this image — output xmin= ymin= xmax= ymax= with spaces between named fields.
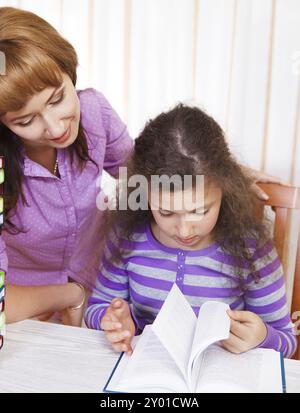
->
xmin=221 ymin=340 xmax=240 ymax=355
xmin=112 ymin=341 xmax=133 ymax=355
xmin=221 ymin=333 xmax=246 ymax=354
xmin=229 ymin=318 xmax=248 ymax=339
xmin=112 ymin=341 xmax=129 ymax=353
xmin=124 ymin=336 xmax=133 ymax=355
xmin=111 ymin=299 xmax=130 ymax=318
xmin=125 ymin=348 xmax=133 ymax=356
xmin=101 ymin=319 xmax=122 ymax=330
xmin=111 ymin=298 xmax=123 ymax=309
xmin=102 ymin=300 xmax=128 ymax=325
xmin=227 ymin=309 xmax=253 ymax=323
xmin=104 ymin=309 xmax=120 ymax=323
xmin=101 ymin=309 xmax=122 ymax=330
xmin=106 ymin=329 xmax=131 ymax=344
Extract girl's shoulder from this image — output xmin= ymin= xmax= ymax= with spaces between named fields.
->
xmin=110 ymin=223 xmax=148 ymax=244
xmin=104 ymin=224 xmax=149 ymax=261
xmin=244 ymin=237 xmax=274 ymax=258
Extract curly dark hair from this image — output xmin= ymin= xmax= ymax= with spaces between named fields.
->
xmin=106 ymin=103 xmax=271 ymax=278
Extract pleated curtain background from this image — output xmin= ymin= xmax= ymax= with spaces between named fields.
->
xmin=1 ymin=0 xmax=300 ymax=185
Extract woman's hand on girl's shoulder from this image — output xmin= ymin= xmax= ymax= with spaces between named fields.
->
xmin=241 ymin=165 xmax=290 ymax=201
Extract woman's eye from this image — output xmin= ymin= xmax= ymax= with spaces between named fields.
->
xmin=18 ymin=118 xmax=34 ymax=127
xmin=51 ymin=92 xmax=64 ymax=105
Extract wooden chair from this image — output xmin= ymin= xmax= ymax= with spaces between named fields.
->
xmin=257 ymin=183 xmax=300 ymax=360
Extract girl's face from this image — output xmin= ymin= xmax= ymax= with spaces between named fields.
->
xmin=0 ymin=73 xmax=80 ymax=149
xmin=150 ymin=181 xmax=222 ymax=250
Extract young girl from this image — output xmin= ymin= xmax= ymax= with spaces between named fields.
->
xmin=0 ymin=7 xmax=133 ymax=325
xmin=85 ymin=104 xmax=297 ymax=359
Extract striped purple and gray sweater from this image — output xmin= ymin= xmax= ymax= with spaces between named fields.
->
xmin=85 ymin=225 xmax=297 ymax=358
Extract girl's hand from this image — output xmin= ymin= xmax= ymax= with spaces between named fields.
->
xmin=101 ymin=298 xmax=136 ymax=355
xmin=221 ymin=310 xmax=267 ymax=354
xmin=241 ymin=166 xmax=290 ymax=201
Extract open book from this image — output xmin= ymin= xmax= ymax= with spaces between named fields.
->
xmin=104 ymin=284 xmax=286 ymax=393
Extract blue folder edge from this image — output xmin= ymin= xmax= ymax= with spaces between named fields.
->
xmin=280 ymin=352 xmax=287 ymax=393
xmin=103 ymin=350 xmax=287 ymax=393
xmin=103 ymin=352 xmax=126 ymax=394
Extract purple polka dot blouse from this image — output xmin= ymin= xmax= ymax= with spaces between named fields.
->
xmin=0 ymin=89 xmax=133 ymax=290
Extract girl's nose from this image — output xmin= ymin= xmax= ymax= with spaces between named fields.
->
xmin=177 ymin=219 xmax=194 ymax=238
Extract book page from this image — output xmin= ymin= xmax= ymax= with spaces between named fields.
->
xmin=188 ymin=300 xmax=230 ymax=382
xmin=151 ymin=284 xmax=197 ymax=379
xmin=105 ymin=325 xmax=189 ymax=393
xmin=194 ymin=344 xmax=283 ymax=393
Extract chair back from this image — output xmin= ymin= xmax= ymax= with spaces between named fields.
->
xmin=257 ymin=183 xmax=300 ymax=360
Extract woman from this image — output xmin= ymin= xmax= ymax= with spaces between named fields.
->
xmin=0 ymin=7 xmax=284 ymax=326
xmin=0 ymin=7 xmax=133 ymax=325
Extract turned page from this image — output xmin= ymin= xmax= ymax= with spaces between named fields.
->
xmin=151 ymin=284 xmax=197 ymax=379
xmin=188 ymin=300 xmax=231 ymax=380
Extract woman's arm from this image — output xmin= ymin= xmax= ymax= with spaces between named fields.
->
xmin=5 ymin=283 xmax=85 ymax=325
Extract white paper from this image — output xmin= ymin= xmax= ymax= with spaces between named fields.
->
xmin=195 ymin=344 xmax=283 ymax=393
xmin=106 ymin=325 xmax=188 ymax=393
xmin=188 ymin=301 xmax=230 ymax=382
xmin=151 ymin=284 xmax=197 ymax=379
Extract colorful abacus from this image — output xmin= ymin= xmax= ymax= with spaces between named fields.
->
xmin=0 ymin=156 xmax=4 ymax=349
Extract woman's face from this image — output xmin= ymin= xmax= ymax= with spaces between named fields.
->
xmin=0 ymin=73 xmax=80 ymax=149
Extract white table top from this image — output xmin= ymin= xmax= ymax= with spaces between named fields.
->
xmin=0 ymin=319 xmax=299 ymax=393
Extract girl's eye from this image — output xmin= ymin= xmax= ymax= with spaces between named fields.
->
xmin=51 ymin=92 xmax=65 ymax=106
xmin=159 ymin=210 xmax=173 ymax=217
xmin=195 ymin=209 xmax=209 ymax=215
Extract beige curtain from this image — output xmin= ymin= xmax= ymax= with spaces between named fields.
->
xmin=1 ymin=0 xmax=300 ymax=184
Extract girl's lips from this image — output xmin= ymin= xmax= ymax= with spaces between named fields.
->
xmin=52 ymin=125 xmax=71 ymax=143
xmin=175 ymin=236 xmax=198 ymax=245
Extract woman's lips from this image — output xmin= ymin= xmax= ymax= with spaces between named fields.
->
xmin=52 ymin=125 xmax=71 ymax=144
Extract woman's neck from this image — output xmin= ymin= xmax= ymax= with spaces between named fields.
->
xmin=24 ymin=143 xmax=57 ymax=174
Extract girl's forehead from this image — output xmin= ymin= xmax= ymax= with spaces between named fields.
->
xmin=150 ymin=183 xmax=221 ymax=211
